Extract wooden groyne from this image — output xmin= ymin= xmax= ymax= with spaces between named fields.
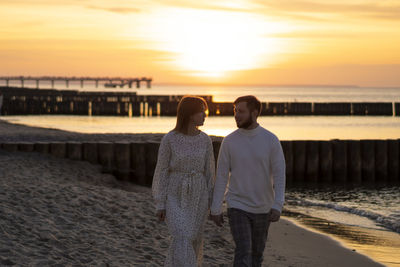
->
xmin=1 ymin=139 xmax=399 ymax=185
xmin=0 ymin=87 xmax=398 ymax=116
xmin=0 ymin=87 xmax=212 ymax=116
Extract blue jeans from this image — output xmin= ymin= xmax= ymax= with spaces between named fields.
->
xmin=228 ymin=208 xmax=271 ymax=267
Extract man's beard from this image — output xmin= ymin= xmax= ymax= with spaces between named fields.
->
xmin=237 ymin=115 xmax=253 ymax=129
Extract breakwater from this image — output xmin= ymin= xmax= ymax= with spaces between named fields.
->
xmin=1 ymin=139 xmax=399 ymax=185
xmin=0 ymin=87 xmax=398 ymax=116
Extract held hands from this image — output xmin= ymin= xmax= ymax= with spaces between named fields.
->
xmin=268 ymin=208 xmax=281 ymax=222
xmin=209 ymin=213 xmax=224 ymax=227
xmin=156 ymin=209 xmax=166 ymax=222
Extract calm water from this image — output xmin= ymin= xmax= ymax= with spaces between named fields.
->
xmin=1 ymin=115 xmax=400 ymax=140
xmin=2 ymin=83 xmax=400 ymax=265
xmin=284 ymin=185 xmax=400 ymax=267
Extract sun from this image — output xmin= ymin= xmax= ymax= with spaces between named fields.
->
xmin=144 ymin=8 xmax=289 ymax=78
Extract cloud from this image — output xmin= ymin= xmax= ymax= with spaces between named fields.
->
xmin=151 ymin=0 xmax=255 ymax=13
xmin=251 ymin=0 xmax=400 ymax=21
xmin=0 ymin=0 xmax=88 ymax=5
xmin=267 ymin=31 xmax=362 ymax=39
xmin=85 ymin=5 xmax=141 ymax=14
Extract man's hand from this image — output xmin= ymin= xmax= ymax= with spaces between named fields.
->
xmin=156 ymin=209 xmax=166 ymax=222
xmin=269 ymin=208 xmax=281 ymax=222
xmin=209 ymin=214 xmax=224 ymax=227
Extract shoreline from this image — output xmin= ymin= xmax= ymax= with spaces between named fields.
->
xmin=282 ymin=211 xmax=400 ymax=267
xmin=268 ymin=217 xmax=384 ymax=267
xmin=0 ymin=119 xmax=394 ymax=266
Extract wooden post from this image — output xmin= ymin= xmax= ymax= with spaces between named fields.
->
xmin=83 ymin=142 xmax=98 ymax=164
xmin=34 ymin=142 xmax=50 ymax=154
xmin=319 ymin=141 xmax=333 ymax=183
xmin=114 ymin=142 xmax=131 ymax=181
xmin=18 ymin=142 xmax=35 ymax=152
xmin=98 ymin=142 xmax=114 ymax=173
xmin=306 ymin=141 xmax=319 ymax=183
xmin=347 ymin=140 xmax=362 ymax=184
xmin=2 ymin=143 xmax=19 ymax=152
xmin=131 ymin=142 xmax=147 ymax=185
xmin=388 ymin=139 xmax=399 ymax=182
xmin=146 ymin=141 xmax=160 ymax=186
xmin=361 ymin=140 xmax=375 ymax=183
xmin=332 ymin=140 xmax=347 ymax=183
xmin=50 ymin=142 xmax=67 ymax=158
xmin=281 ymin=141 xmax=293 ymax=184
xmin=67 ymin=142 xmax=82 ymax=160
xmin=375 ymin=140 xmax=388 ymax=182
xmin=293 ymin=141 xmax=306 ymax=183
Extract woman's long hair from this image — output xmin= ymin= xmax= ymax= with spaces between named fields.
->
xmin=174 ymin=96 xmax=208 ymax=134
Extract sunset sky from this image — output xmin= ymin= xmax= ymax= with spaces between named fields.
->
xmin=0 ymin=0 xmax=399 ymax=86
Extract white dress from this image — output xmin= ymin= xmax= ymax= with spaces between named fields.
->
xmin=152 ymin=130 xmax=215 ymax=267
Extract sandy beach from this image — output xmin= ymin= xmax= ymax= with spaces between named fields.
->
xmin=0 ymin=119 xmax=384 ymax=266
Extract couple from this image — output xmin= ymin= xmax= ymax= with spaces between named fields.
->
xmin=152 ymin=95 xmax=286 ymax=267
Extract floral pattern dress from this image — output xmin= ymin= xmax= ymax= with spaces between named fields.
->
xmin=152 ymin=130 xmax=215 ymax=267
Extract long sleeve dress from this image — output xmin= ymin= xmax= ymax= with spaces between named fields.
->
xmin=152 ymin=130 xmax=215 ymax=267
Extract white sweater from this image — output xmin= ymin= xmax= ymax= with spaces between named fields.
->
xmin=210 ymin=125 xmax=286 ymax=215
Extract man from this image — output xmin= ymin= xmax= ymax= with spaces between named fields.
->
xmin=210 ymin=95 xmax=286 ymax=267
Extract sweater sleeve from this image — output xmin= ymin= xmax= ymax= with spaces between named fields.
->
xmin=151 ymin=134 xmax=171 ymax=211
xmin=270 ymin=138 xmax=286 ymax=212
xmin=210 ymin=138 xmax=230 ymax=215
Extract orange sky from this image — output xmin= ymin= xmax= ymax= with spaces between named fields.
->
xmin=0 ymin=0 xmax=399 ymax=86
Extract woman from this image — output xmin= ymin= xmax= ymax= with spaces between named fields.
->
xmin=152 ymin=96 xmax=215 ymax=266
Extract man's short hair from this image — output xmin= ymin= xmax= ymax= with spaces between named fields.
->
xmin=234 ymin=95 xmax=262 ymax=116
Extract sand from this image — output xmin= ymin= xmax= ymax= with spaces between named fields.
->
xmin=0 ymin=119 xmax=383 ymax=266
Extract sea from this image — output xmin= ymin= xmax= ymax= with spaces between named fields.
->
xmin=1 ymin=81 xmax=400 ymax=266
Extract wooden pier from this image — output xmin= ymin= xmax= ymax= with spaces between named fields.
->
xmin=0 ymin=87 xmax=398 ymax=116
xmin=0 ymin=76 xmax=152 ymax=89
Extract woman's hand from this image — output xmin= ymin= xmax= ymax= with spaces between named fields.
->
xmin=156 ymin=209 xmax=166 ymax=222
